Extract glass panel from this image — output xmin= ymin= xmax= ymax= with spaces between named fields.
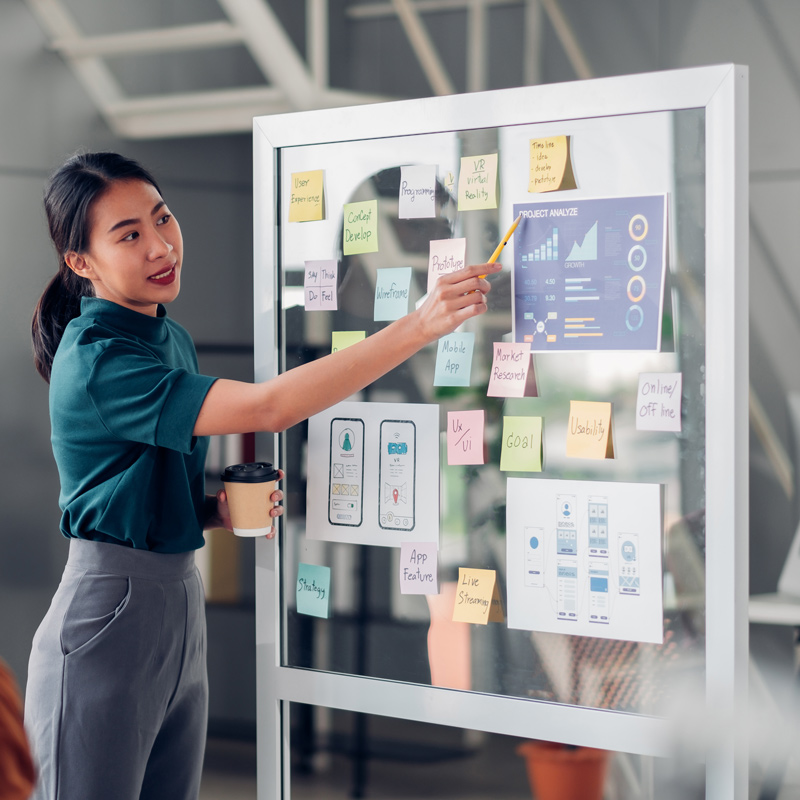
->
xmin=287 ymin=706 xmax=705 ymax=798
xmin=278 ymin=109 xmax=706 ymax=716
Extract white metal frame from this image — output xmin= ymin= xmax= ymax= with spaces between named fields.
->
xmin=253 ymin=64 xmax=748 ymax=799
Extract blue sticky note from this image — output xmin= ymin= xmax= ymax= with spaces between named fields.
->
xmin=374 ymin=267 xmax=412 ymax=321
xmin=434 ymin=332 xmax=475 ymax=387
xmin=296 ymin=563 xmax=331 ymax=618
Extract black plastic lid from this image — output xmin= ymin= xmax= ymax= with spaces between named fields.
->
xmin=221 ymin=462 xmax=279 ymax=483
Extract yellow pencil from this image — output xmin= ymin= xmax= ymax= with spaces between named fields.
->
xmin=481 ymin=213 xmax=522 ymax=277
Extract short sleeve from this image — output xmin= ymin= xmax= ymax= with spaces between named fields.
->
xmin=87 ymin=341 xmax=217 ymax=453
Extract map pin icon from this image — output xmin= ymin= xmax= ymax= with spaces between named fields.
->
xmin=392 ymin=488 xmax=399 ymax=504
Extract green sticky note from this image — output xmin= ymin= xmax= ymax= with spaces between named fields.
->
xmin=500 ymin=416 xmax=543 ymax=472
xmin=296 ymin=563 xmax=331 ymax=618
xmin=332 ymin=331 xmax=365 ymax=353
xmin=343 ymin=199 xmax=378 ymax=255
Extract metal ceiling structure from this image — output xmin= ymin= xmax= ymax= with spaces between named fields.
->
xmin=23 ymin=0 xmax=586 ymax=139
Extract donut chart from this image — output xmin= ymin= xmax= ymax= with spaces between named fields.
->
xmin=627 ymin=275 xmax=646 ymax=303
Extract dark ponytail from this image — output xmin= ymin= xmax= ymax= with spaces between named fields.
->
xmin=32 ymin=152 xmax=162 ymax=382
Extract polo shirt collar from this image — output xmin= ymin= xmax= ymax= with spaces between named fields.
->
xmin=80 ymin=297 xmax=168 ymax=344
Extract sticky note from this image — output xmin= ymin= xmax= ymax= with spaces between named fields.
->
xmin=288 ymin=170 xmax=324 ymax=222
xmin=374 ymin=267 xmax=412 ymax=321
xmin=487 ymin=343 xmax=538 ymax=397
xmin=567 ymin=400 xmax=615 ymax=459
xmin=399 ymin=542 xmax=438 ymax=594
xmin=458 ymin=153 xmax=498 ymax=211
xmin=343 ymin=199 xmax=378 ymax=255
xmin=500 ymin=416 xmax=543 ymax=472
xmin=399 ymin=165 xmax=436 ymax=219
xmin=428 ymin=237 xmax=466 ymax=293
xmin=304 ymin=259 xmax=338 ymax=311
xmin=488 ymin=581 xmax=505 ymax=623
xmin=447 ymin=410 xmax=485 ymax=466
xmin=332 ymin=331 xmax=365 ymax=353
xmin=528 ymin=136 xmax=577 ymax=193
xmin=452 ymin=568 xmax=502 ymax=625
xmin=636 ymin=373 xmax=682 ymax=432
xmin=296 ymin=563 xmax=331 ymax=618
xmin=434 ymin=332 xmax=474 ymax=387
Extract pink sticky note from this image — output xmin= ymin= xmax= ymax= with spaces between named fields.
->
xmin=427 ymin=238 xmax=466 ymax=293
xmin=447 ymin=410 xmax=485 ymax=466
xmin=487 ymin=343 xmax=538 ymax=398
xmin=400 ymin=542 xmax=439 ymax=595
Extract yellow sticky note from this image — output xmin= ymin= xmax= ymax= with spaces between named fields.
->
xmin=452 ymin=568 xmax=497 ymax=625
xmin=528 ymin=136 xmax=577 ymax=193
xmin=500 ymin=417 xmax=543 ymax=472
xmin=343 ymin=200 xmax=378 ymax=255
xmin=458 ymin=153 xmax=498 ymax=210
xmin=288 ymin=170 xmax=324 ymax=222
xmin=566 ymin=400 xmax=615 ymax=459
xmin=331 ymin=331 xmax=365 ymax=353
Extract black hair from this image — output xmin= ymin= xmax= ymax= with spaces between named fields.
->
xmin=31 ymin=152 xmax=162 ymax=382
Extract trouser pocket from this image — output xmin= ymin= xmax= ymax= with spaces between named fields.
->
xmin=60 ymin=570 xmax=132 ymax=657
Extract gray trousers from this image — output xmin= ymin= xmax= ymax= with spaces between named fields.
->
xmin=25 ymin=539 xmax=208 ymax=800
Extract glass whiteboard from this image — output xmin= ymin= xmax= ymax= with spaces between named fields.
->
xmin=253 ymin=65 xmax=747 ymax=799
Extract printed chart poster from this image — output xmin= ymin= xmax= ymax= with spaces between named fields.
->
xmin=513 ymin=195 xmax=667 ymax=352
xmin=506 ymin=477 xmax=664 ymax=644
xmin=306 ymin=401 xmax=439 ymax=547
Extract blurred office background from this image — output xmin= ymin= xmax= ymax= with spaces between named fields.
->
xmin=1 ymin=1 xmax=798 ymax=797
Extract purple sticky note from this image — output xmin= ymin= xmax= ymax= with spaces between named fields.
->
xmin=304 ymin=259 xmax=338 ymax=311
xmin=399 ymin=542 xmax=439 ymax=595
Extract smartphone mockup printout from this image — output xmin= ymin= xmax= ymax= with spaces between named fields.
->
xmin=556 ymin=560 xmax=578 ymax=621
xmin=379 ymin=420 xmax=416 ymax=531
xmin=524 ymin=527 xmax=545 ymax=588
xmin=556 ymin=494 xmax=578 ymax=556
xmin=618 ymin=533 xmax=641 ymax=595
xmin=328 ymin=418 xmax=365 ymax=526
xmin=588 ymin=495 xmax=609 ymax=557
xmin=588 ymin=561 xmax=610 ymax=624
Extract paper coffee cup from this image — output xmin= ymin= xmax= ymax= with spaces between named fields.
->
xmin=221 ymin=462 xmax=280 ymax=537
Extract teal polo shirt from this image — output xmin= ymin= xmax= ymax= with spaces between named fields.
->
xmin=49 ymin=297 xmax=217 ymax=552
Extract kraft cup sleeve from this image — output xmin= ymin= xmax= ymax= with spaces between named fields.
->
xmin=223 ymin=480 xmax=276 ymax=537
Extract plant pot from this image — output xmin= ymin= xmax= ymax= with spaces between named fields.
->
xmin=516 ymin=740 xmax=609 ymax=800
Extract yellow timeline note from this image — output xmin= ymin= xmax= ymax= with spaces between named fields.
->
xmin=452 ymin=568 xmax=504 ymax=624
xmin=528 ymin=136 xmax=577 ymax=193
xmin=288 ymin=170 xmax=324 ymax=222
xmin=566 ymin=400 xmax=615 ymax=459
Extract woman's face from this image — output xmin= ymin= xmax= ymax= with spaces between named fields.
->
xmin=67 ymin=179 xmax=183 ymax=316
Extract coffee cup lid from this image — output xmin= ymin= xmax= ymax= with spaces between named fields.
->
xmin=221 ymin=462 xmax=280 ymax=483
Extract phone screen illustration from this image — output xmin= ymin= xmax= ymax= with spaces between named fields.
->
xmin=328 ymin=418 xmax=365 ymax=527
xmin=379 ymin=420 xmax=416 ymax=531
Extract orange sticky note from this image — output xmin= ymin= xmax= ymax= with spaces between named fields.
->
xmin=452 ymin=568 xmax=500 ymax=625
xmin=566 ymin=400 xmax=615 ymax=459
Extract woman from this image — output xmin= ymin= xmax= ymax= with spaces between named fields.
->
xmin=25 ymin=151 xmax=497 ymax=800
